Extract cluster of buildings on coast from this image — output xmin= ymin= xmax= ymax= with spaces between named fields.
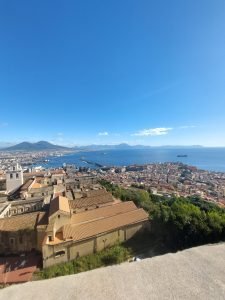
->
xmin=0 ymin=151 xmax=65 ymax=175
xmin=1 ymin=151 xmax=225 ymax=272
xmin=0 ymin=163 xmax=148 ymax=268
xmin=98 ymin=163 xmax=225 ymax=207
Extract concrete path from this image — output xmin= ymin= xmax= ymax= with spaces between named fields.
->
xmin=1 ymin=243 xmax=225 ymax=300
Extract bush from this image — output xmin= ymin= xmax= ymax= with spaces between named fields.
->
xmin=37 ymin=244 xmax=132 ymax=280
xmin=100 ymin=180 xmax=225 ymax=249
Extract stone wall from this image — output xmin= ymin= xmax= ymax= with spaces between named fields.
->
xmin=28 ymin=186 xmax=53 ymax=198
xmin=0 ymin=229 xmax=37 ymax=254
xmin=69 ymin=239 xmax=95 ymax=260
xmin=42 ymin=221 xmax=148 ymax=268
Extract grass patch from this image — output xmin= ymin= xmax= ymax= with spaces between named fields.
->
xmin=36 ymin=244 xmax=132 ymax=280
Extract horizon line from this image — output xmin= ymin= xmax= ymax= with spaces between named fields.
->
xmin=1 ymin=140 xmax=225 ymax=148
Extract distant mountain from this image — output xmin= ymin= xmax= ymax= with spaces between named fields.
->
xmin=2 ymin=141 xmax=205 ymax=152
xmin=3 ymin=141 xmax=70 ymax=151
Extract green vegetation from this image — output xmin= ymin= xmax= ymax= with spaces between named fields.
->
xmin=37 ymin=180 xmax=225 ymax=280
xmin=37 ymin=244 xmax=132 ymax=279
xmin=100 ymin=179 xmax=225 ymax=250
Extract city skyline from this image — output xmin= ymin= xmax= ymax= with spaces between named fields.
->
xmin=1 ymin=1 xmax=225 ymax=146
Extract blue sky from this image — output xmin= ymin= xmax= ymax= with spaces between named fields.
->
xmin=0 ymin=0 xmax=225 ymax=146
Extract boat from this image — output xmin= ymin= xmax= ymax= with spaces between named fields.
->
xmin=34 ymin=165 xmax=43 ymax=170
xmin=177 ymin=154 xmax=188 ymax=157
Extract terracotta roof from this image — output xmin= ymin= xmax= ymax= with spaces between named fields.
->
xmin=84 ymin=189 xmax=106 ymax=197
xmin=0 ymin=212 xmax=40 ymax=231
xmin=69 ymin=191 xmax=113 ymax=210
xmin=31 ymin=182 xmax=48 ymax=189
xmin=49 ymin=196 xmax=70 ymax=217
xmin=62 ymin=208 xmax=148 ymax=242
xmin=35 ymin=177 xmax=44 ymax=183
xmin=71 ymin=201 xmax=137 ymax=225
xmin=20 ymin=179 xmax=34 ymax=191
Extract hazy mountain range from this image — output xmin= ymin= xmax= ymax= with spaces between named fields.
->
xmin=1 ymin=141 xmax=69 ymax=151
xmin=0 ymin=141 xmax=204 ymax=152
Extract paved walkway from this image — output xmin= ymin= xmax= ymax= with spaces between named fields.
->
xmin=0 ymin=243 xmax=225 ymax=299
xmin=0 ymin=254 xmax=40 ymax=284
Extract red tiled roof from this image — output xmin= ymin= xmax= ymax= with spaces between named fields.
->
xmin=63 ymin=208 xmax=148 ymax=241
xmin=69 ymin=191 xmax=113 ymax=210
xmin=0 ymin=212 xmax=40 ymax=231
xmin=70 ymin=201 xmax=137 ymax=225
xmin=20 ymin=179 xmax=34 ymax=191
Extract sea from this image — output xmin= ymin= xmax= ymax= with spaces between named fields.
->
xmin=41 ymin=148 xmax=225 ymax=173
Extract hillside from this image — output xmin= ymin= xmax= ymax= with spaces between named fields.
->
xmin=1 ymin=243 xmax=225 ymax=300
xmin=1 ymin=142 xmax=204 ymax=152
xmin=3 ymin=141 xmax=70 ymax=151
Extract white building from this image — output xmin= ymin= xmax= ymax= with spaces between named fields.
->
xmin=6 ymin=163 xmax=24 ymax=193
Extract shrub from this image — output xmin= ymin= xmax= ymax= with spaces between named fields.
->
xmin=37 ymin=244 xmax=132 ymax=280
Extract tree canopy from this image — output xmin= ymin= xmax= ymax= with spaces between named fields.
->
xmin=100 ymin=179 xmax=225 ymax=250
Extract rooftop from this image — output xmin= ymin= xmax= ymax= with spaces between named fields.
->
xmin=31 ymin=182 xmax=48 ymax=189
xmin=69 ymin=190 xmax=113 ymax=210
xmin=62 ymin=207 xmax=148 ymax=241
xmin=0 ymin=211 xmax=46 ymax=231
xmin=70 ymin=201 xmax=137 ymax=225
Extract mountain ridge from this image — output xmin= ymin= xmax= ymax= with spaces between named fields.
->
xmin=1 ymin=141 xmax=204 ymax=151
xmin=2 ymin=141 xmax=70 ymax=151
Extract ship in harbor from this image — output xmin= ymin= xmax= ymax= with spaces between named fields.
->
xmin=80 ymin=157 xmax=103 ymax=168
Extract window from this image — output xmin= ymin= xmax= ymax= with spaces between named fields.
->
xmin=10 ymin=237 xmax=15 ymax=245
xmin=55 ymin=250 xmax=65 ymax=258
xmin=16 ymin=173 xmax=19 ymax=179
xmin=10 ymin=173 xmax=13 ymax=179
xmin=58 ymin=214 xmax=60 ymax=219
xmin=19 ymin=235 xmax=23 ymax=244
xmin=48 ymin=236 xmax=53 ymax=242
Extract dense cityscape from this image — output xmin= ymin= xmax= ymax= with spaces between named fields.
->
xmin=0 ymin=149 xmax=149 ymax=284
xmin=99 ymin=163 xmax=225 ymax=207
xmin=1 ymin=0 xmax=225 ymax=297
xmin=1 ymin=149 xmax=225 ymax=207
